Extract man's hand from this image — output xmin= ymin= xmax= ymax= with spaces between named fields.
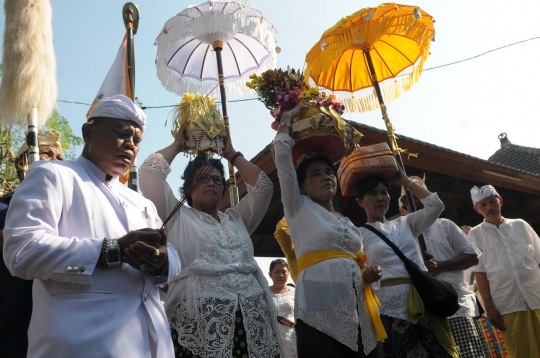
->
xmin=424 ymin=251 xmax=442 ymax=275
xmin=486 ymin=306 xmax=506 ymax=331
xmin=121 ymin=228 xmax=169 ymax=274
xmin=362 ymin=264 xmax=382 ymax=284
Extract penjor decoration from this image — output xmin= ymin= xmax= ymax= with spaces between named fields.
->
xmin=0 ymin=0 xmax=57 ymax=165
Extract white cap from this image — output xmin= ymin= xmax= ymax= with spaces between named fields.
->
xmin=471 ymin=185 xmax=499 ymax=205
xmin=88 ymin=94 xmax=146 ymax=133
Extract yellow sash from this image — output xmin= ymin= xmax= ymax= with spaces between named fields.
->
xmin=381 ymin=278 xmax=459 ymax=358
xmin=298 ymin=250 xmax=388 ymax=342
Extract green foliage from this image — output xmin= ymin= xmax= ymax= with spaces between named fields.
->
xmin=45 ymin=109 xmax=84 ymax=159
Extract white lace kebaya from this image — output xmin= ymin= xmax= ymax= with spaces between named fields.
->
xmin=139 ymin=153 xmax=279 ymax=358
xmin=273 ymin=133 xmax=378 ymax=355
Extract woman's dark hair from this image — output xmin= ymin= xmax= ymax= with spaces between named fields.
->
xmin=355 ymin=175 xmax=389 ymax=199
xmin=269 ymin=259 xmax=288 ymax=272
xmin=296 ymin=155 xmax=336 ymax=186
xmin=180 ymin=153 xmax=226 ymax=207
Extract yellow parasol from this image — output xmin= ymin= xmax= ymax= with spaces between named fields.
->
xmin=305 ymin=3 xmax=435 ymax=254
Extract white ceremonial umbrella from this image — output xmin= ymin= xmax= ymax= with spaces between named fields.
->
xmin=155 ymin=0 xmax=279 ymax=206
xmin=155 ymin=0 xmax=278 ymax=99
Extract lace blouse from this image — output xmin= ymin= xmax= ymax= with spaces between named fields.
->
xmin=360 ymin=194 xmax=444 ymax=322
xmin=271 ymin=287 xmax=297 ymax=358
xmin=139 ymin=153 xmax=279 ymax=358
xmin=273 ymin=133 xmax=378 ymax=354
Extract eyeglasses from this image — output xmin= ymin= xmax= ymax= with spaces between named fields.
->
xmin=196 ymin=175 xmax=224 ymax=186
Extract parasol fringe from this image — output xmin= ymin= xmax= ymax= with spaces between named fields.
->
xmin=0 ymin=0 xmax=57 ymax=128
xmin=156 ymin=50 xmax=276 ymax=100
xmin=339 ymin=59 xmax=425 ymax=113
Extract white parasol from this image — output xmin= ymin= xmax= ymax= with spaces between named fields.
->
xmin=155 ymin=1 xmax=278 ymax=100
xmin=155 ymin=1 xmax=279 ymax=205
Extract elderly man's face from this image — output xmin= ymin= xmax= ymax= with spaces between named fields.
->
xmin=474 ymin=195 xmax=503 ymax=220
xmin=39 ymin=145 xmax=64 ymax=161
xmin=83 ymin=118 xmax=142 ymax=177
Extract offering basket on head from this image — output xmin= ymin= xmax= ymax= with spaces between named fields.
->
xmin=338 ymin=142 xmax=399 ymax=196
xmin=290 ymin=105 xmax=361 ymax=167
xmin=246 ymin=68 xmax=362 ymax=167
xmin=170 ymin=93 xmax=226 ymax=156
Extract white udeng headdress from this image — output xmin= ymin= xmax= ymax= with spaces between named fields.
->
xmin=88 ymin=94 xmax=146 ymax=133
xmin=470 ymin=185 xmax=499 ymax=205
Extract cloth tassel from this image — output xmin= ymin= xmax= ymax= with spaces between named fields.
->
xmin=185 ymin=275 xmax=200 ymax=319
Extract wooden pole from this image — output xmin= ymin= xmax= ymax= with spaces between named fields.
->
xmin=213 ymin=40 xmax=239 ymax=206
xmin=364 ymin=49 xmax=428 ymax=258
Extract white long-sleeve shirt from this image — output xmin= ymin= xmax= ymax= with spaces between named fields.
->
xmin=423 ymin=218 xmax=481 ymax=318
xmin=273 ymin=133 xmax=378 ymax=354
xmin=139 ymin=153 xmax=280 ymax=358
xmin=470 ymin=218 xmax=540 ymax=315
xmin=3 ymin=156 xmax=181 ymax=358
xmin=361 ymin=194 xmax=444 ymax=322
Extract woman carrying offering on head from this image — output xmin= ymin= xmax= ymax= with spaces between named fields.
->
xmin=355 ymin=174 xmax=457 ymax=357
xmin=138 ymin=122 xmax=280 ymax=358
xmin=268 ymin=259 xmax=297 ymax=358
xmin=273 ymin=104 xmax=386 ymax=358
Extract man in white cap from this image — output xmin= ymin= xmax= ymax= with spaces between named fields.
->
xmin=0 ymin=129 xmax=64 ymax=358
xmin=400 ymin=176 xmax=488 ymax=357
xmin=3 ymin=95 xmax=181 ymax=358
xmin=469 ymin=185 xmax=540 ymax=357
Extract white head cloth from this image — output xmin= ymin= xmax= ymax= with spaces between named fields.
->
xmin=471 ymin=185 xmax=499 ymax=205
xmin=88 ymin=94 xmax=146 ymax=133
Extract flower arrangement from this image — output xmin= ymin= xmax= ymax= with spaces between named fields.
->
xmin=246 ymin=67 xmax=345 ymax=130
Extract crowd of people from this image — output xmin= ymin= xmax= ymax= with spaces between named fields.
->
xmin=1 ymin=97 xmax=539 ymax=358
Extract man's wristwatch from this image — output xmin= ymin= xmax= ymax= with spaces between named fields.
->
xmin=104 ymin=238 xmax=121 ymax=267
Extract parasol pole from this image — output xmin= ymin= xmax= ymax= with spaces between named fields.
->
xmin=213 ymin=40 xmax=239 ymax=207
xmin=364 ymin=49 xmax=428 ymax=258
xmin=123 ymin=2 xmax=139 ymax=192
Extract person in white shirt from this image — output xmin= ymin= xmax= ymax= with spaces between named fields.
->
xmin=469 ymin=185 xmax=540 ymax=358
xmin=399 ymin=177 xmax=488 ymax=358
xmin=268 ymin=259 xmax=296 ymax=358
xmin=3 ymin=95 xmax=181 ymax=358
xmin=274 ymin=104 xmax=384 ymax=358
xmin=139 ymin=121 xmax=280 ymax=358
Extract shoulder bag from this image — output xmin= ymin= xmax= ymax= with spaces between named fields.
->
xmin=362 ymin=224 xmax=460 ymax=317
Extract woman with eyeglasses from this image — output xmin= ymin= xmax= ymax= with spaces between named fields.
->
xmin=139 ymin=122 xmax=280 ymax=358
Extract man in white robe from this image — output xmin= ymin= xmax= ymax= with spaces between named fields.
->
xmin=3 ymin=95 xmax=181 ymax=358
xmin=469 ymin=185 xmax=540 ymax=358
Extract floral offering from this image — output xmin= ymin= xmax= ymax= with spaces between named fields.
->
xmin=246 ymin=67 xmax=345 ymax=130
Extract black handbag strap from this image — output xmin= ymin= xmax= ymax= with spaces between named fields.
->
xmin=362 ymin=224 xmax=412 ymax=266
